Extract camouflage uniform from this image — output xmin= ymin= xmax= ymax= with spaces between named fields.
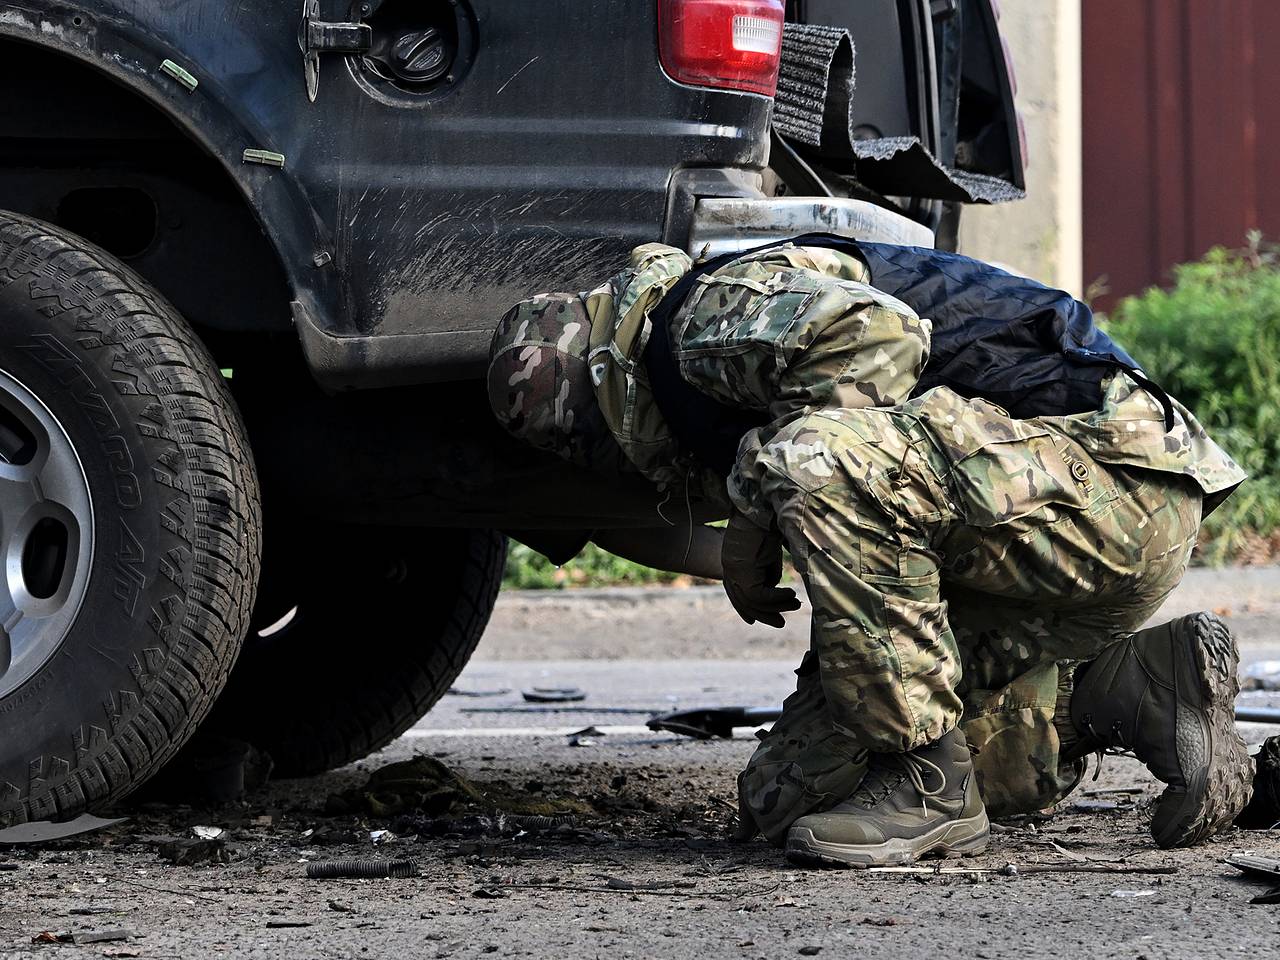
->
xmin=488 ymin=242 xmax=1245 ymax=843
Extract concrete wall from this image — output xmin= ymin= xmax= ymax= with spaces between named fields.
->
xmin=957 ymin=0 xmax=1082 ymax=295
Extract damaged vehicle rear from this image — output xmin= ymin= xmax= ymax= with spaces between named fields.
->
xmin=0 ymin=0 xmax=1022 ymax=824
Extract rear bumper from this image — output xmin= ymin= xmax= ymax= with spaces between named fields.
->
xmin=686 ymin=195 xmax=935 ymax=257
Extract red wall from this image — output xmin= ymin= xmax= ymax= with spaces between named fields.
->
xmin=1082 ymin=0 xmax=1280 ymax=310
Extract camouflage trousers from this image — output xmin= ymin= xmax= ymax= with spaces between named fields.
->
xmin=739 ymin=388 xmax=1203 ymax=844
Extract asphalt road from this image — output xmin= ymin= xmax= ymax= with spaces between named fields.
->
xmin=3 ymin=568 xmax=1280 ymax=959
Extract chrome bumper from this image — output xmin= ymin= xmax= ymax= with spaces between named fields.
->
xmin=686 ymin=196 xmax=934 ymax=258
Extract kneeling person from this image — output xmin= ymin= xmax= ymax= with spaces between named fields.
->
xmin=486 ymin=236 xmax=1253 ymax=865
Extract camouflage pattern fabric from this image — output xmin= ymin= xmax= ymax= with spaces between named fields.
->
xmin=487 ymin=290 xmax=636 ymax=478
xmin=487 ymin=240 xmax=1243 ymax=844
xmin=737 ymin=384 xmax=1204 ymax=843
xmin=488 ymin=241 xmax=921 ymax=511
xmin=490 ymin=241 xmax=1242 ymax=521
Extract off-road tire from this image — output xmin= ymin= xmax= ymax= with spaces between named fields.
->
xmin=206 ymin=525 xmax=506 ymax=777
xmin=0 ymin=211 xmax=261 ymax=827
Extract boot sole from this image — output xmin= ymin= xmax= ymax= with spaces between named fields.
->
xmin=784 ymin=810 xmax=990 ymax=869
xmin=1151 ymin=612 xmax=1254 ymax=848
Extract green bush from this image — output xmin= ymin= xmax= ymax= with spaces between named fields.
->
xmin=1103 ymin=232 xmax=1280 ymax=563
xmin=503 ymin=540 xmax=691 ymax=590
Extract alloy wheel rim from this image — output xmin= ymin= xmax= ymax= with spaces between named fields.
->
xmin=0 ymin=366 xmax=95 ymax=699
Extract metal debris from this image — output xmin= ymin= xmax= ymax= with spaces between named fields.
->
xmin=0 ymin=814 xmax=126 ymax=844
xmin=1069 ymin=799 xmax=1130 ymax=813
xmin=306 ymin=858 xmax=419 ymax=879
xmin=32 ymin=930 xmax=135 ymax=945
xmin=522 ymin=686 xmax=586 ymax=703
xmin=1226 ymin=853 xmax=1280 ymax=881
xmin=447 ymin=686 xmax=512 ymax=697
xmin=647 ymin=706 xmax=780 ymax=739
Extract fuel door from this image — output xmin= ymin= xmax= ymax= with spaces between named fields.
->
xmin=299 ymin=0 xmax=371 ymax=102
xmin=300 ymin=0 xmax=475 ymax=102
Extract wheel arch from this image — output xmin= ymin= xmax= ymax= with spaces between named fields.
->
xmin=0 ymin=10 xmax=338 ymax=351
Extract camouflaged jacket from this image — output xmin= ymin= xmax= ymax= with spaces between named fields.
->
xmin=487 ymin=241 xmax=1245 ymax=525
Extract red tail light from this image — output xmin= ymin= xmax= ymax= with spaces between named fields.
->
xmin=658 ymin=0 xmax=785 ymax=97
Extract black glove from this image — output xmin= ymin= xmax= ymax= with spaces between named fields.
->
xmin=721 ymin=511 xmax=801 ymax=628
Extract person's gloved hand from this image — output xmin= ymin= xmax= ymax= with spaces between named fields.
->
xmin=721 ymin=511 xmax=801 ymax=628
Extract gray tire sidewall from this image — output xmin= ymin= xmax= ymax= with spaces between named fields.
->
xmin=0 ymin=226 xmax=247 ymax=824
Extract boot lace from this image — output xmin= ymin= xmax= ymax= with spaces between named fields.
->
xmin=851 ymin=751 xmax=947 ymax=815
xmin=1078 ymin=713 xmax=1137 ymax=782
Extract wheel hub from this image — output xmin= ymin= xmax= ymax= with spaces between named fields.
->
xmin=0 ymin=368 xmax=94 ymax=699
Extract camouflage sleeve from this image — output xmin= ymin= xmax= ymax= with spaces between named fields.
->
xmin=672 ymin=258 xmax=931 ymax=422
xmin=674 ymin=254 xmax=929 ymax=526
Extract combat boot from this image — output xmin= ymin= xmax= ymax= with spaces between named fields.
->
xmin=1067 ymin=612 xmax=1254 ymax=848
xmin=785 ymin=727 xmax=988 ymax=868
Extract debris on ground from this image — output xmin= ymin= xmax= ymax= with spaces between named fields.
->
xmin=1226 ymin=853 xmax=1280 ymax=881
xmin=390 ymin=812 xmax=579 ymax=839
xmin=325 ymin=756 xmax=487 ymax=817
xmin=1082 ymin=786 xmax=1146 ymax=796
xmin=32 ymin=929 xmax=135 ymax=945
xmin=155 ymin=836 xmax=230 ymax=866
xmin=1226 ymin=852 xmax=1280 ymax=904
xmin=191 ymin=825 xmax=225 ymax=841
xmin=1069 ymin=799 xmax=1133 ymax=814
xmin=306 ymin=858 xmax=420 ymax=879
xmin=0 ymin=814 xmax=126 ymax=844
xmin=521 ymin=686 xmax=587 ymax=703
xmin=325 ymin=755 xmax=593 ymax=819
xmin=646 ymin=706 xmax=780 ymax=739
xmin=568 ymin=726 xmax=605 ymax=747
xmin=307 ymin=826 xmax=367 ymax=846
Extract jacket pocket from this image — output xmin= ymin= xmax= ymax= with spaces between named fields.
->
xmin=950 ymin=431 xmax=1110 ymax=527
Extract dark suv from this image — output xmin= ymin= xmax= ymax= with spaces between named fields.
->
xmin=0 ymin=0 xmax=1020 ymax=824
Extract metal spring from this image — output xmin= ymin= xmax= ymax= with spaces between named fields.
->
xmin=306 ymin=858 xmax=419 ymax=879
xmin=505 ymin=814 xmax=577 ymax=830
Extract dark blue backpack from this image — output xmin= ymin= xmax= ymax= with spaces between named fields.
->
xmin=644 ymin=233 xmax=1171 ymax=476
